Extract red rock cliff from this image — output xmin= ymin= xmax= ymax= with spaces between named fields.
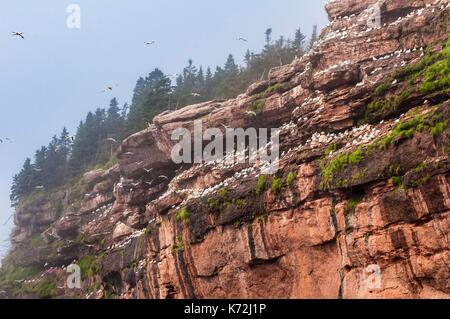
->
xmin=2 ymin=0 xmax=450 ymax=299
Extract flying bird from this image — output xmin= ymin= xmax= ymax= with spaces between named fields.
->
xmin=245 ymin=111 xmax=257 ymax=117
xmin=190 ymin=92 xmax=201 ymax=97
xmin=158 ymin=175 xmax=168 ymax=180
xmin=144 ymin=41 xmax=156 ymax=45
xmin=236 ymin=37 xmax=248 ymax=42
xmin=105 ymin=138 xmax=118 ymax=143
xmin=12 ymin=32 xmax=24 ymax=39
xmin=102 ymin=85 xmax=117 ymax=92
xmin=33 ymin=167 xmax=42 ymax=172
xmin=143 ymin=168 xmax=153 ymax=173
xmin=35 ymin=186 xmax=45 ymax=190
xmin=0 ymin=138 xmax=13 ymax=143
xmin=124 ymin=152 xmax=134 ymax=156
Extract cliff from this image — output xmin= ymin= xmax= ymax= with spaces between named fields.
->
xmin=1 ymin=0 xmax=450 ymax=299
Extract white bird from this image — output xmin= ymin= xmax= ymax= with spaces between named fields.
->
xmin=12 ymin=32 xmax=24 ymax=39
xmin=105 ymin=138 xmax=118 ymax=143
xmin=33 ymin=167 xmax=42 ymax=172
xmin=144 ymin=41 xmax=156 ymax=45
xmin=35 ymin=186 xmax=45 ymax=189
xmin=143 ymin=168 xmax=153 ymax=173
xmin=124 ymin=152 xmax=134 ymax=156
xmin=190 ymin=92 xmax=201 ymax=97
xmin=245 ymin=111 xmax=257 ymax=117
xmin=236 ymin=37 xmax=248 ymax=42
xmin=158 ymin=175 xmax=168 ymax=180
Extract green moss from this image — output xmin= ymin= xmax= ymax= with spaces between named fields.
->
xmin=30 ymin=279 xmax=56 ymax=299
xmin=145 ymin=225 xmax=154 ymax=235
xmin=255 ymin=175 xmax=267 ymax=195
xmin=395 ymin=36 xmax=450 ymax=95
xmin=344 ymin=195 xmax=363 ymax=232
xmin=374 ymin=83 xmax=389 ymax=96
xmin=419 ymin=38 xmax=450 ymax=94
xmin=324 ymin=144 xmax=337 ymax=156
xmin=320 ymin=147 xmax=364 ymax=190
xmin=351 ymin=167 xmax=368 ymax=182
xmin=176 ymin=207 xmax=190 ymax=224
xmin=207 ymin=188 xmax=233 ymax=212
xmin=345 ymin=195 xmax=362 ymax=216
xmin=265 ymin=83 xmax=289 ymax=95
xmin=218 ymin=187 xmax=228 ymax=199
xmin=233 ymin=219 xmax=244 ymax=229
xmin=415 ymin=163 xmax=428 ymax=174
xmin=172 ymin=236 xmax=185 ymax=252
xmin=271 ymin=177 xmax=283 ymax=194
xmin=286 ymin=172 xmax=297 ymax=187
xmin=30 ymin=234 xmax=46 ymax=248
xmin=232 ymin=198 xmax=247 ymax=209
xmin=249 ymin=99 xmax=266 ymax=113
xmin=366 ymin=89 xmax=410 ymax=117
xmin=78 ymin=255 xmax=100 ymax=278
xmin=431 ymin=120 xmax=448 ymax=137
xmin=0 ymin=266 xmax=40 ymax=297
xmin=390 ymin=176 xmax=403 ymax=188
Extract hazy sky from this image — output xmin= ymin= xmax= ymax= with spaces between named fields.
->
xmin=0 ymin=0 xmax=329 ymax=261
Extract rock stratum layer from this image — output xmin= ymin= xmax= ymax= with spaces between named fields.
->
xmin=1 ymin=0 xmax=450 ymax=299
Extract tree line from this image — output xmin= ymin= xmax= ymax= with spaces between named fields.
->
xmin=10 ymin=26 xmax=318 ymax=205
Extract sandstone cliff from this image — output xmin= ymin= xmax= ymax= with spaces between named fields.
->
xmin=1 ymin=0 xmax=450 ymax=299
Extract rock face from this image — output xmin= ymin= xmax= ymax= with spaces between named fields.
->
xmin=2 ymin=0 xmax=450 ymax=299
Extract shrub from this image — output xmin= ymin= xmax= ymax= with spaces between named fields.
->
xmin=176 ymin=207 xmax=190 ymax=224
xmin=172 ymin=236 xmax=185 ymax=252
xmin=255 ymin=175 xmax=267 ymax=195
xmin=415 ymin=163 xmax=428 ymax=174
xmin=320 ymin=147 xmax=364 ymax=190
xmin=374 ymin=83 xmax=389 ymax=96
xmin=78 ymin=256 xmax=100 ymax=278
xmin=250 ymin=100 xmax=266 ymax=113
xmin=286 ymin=172 xmax=297 ymax=187
xmin=31 ymin=279 xmax=56 ymax=299
xmin=391 ymin=176 xmax=403 ymax=187
xmin=271 ymin=177 xmax=282 ymax=194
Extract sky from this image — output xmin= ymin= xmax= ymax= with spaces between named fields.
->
xmin=0 ymin=0 xmax=329 ymax=262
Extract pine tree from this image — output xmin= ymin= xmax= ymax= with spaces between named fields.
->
xmin=265 ymin=28 xmax=273 ymax=45
xmin=309 ymin=25 xmax=318 ymax=50
xmin=293 ymin=28 xmax=306 ymax=55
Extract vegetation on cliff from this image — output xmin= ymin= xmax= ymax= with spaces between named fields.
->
xmin=10 ymin=26 xmax=318 ymax=207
